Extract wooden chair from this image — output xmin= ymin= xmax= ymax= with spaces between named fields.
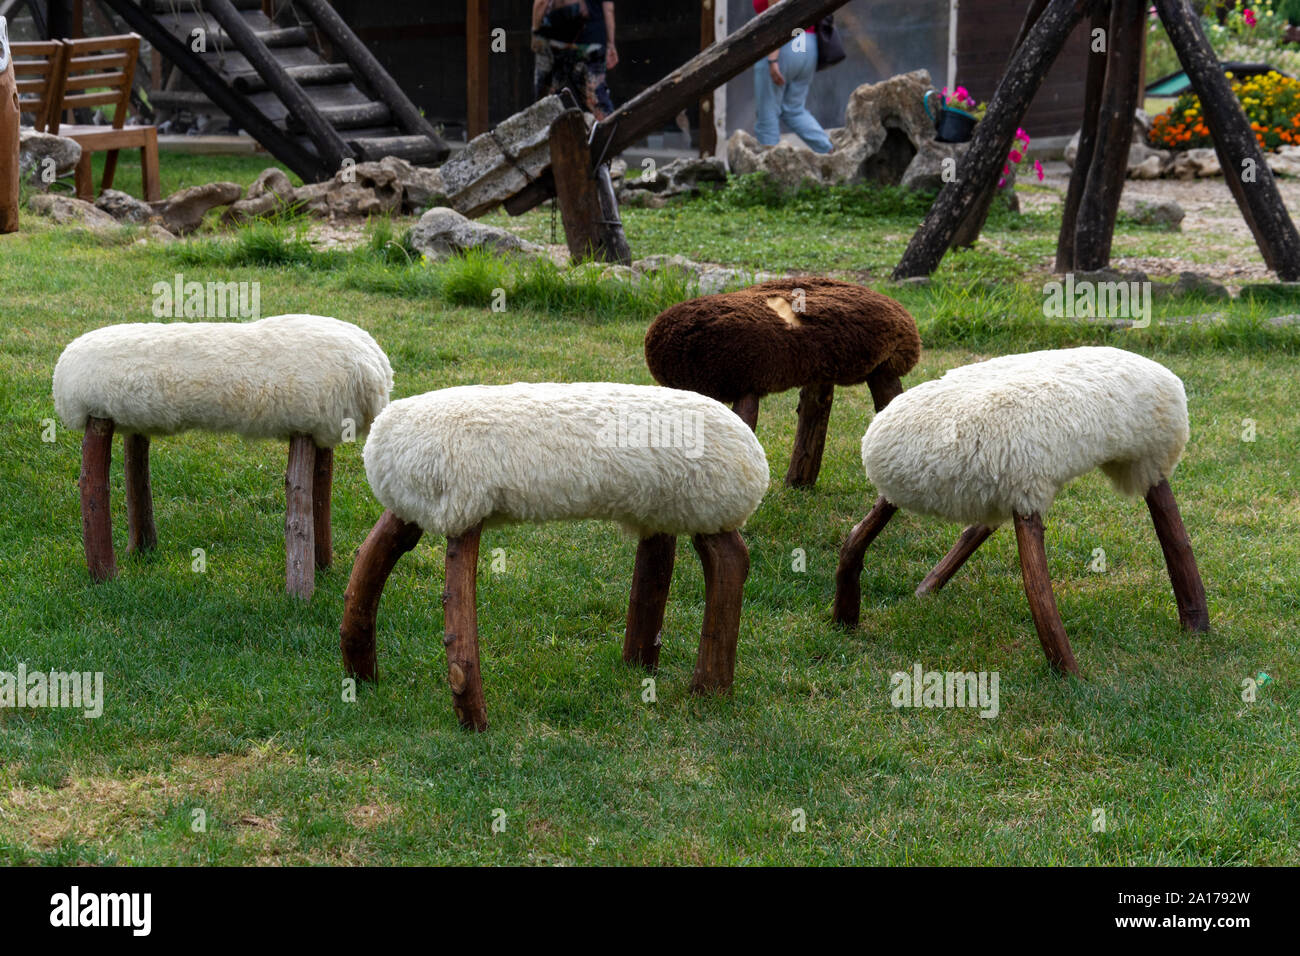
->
xmin=46 ymin=34 xmax=159 ymax=202
xmin=9 ymin=39 xmax=68 ymax=130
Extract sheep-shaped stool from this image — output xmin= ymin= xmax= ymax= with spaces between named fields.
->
xmin=831 ymin=347 xmax=1210 ymax=675
xmin=340 ymin=382 xmax=770 ymax=731
xmin=644 ymin=277 xmax=921 ymax=487
xmin=52 ymin=314 xmax=392 ymax=598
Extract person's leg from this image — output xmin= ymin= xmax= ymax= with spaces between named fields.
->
xmin=586 ymin=45 xmax=613 ymax=120
xmin=753 ymin=55 xmax=781 ymax=145
xmin=778 ymin=36 xmax=833 ymax=154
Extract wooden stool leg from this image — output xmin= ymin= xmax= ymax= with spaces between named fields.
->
xmin=74 ymin=150 xmax=94 ymax=201
xmin=690 ymin=530 xmax=749 ymax=694
xmin=732 ymin=393 xmax=760 ymax=432
xmin=866 ymin=369 xmax=904 ymax=412
xmin=284 ymin=434 xmax=316 ymax=599
xmin=1012 ymin=512 xmax=1080 ymax=676
xmin=101 ymin=148 xmax=120 ymax=194
xmin=623 ymin=533 xmax=676 ymax=671
xmin=79 ymin=416 xmax=117 ymax=582
xmin=0 ymin=57 xmax=18 ymax=235
xmin=339 ymin=509 xmax=423 ymax=680
xmin=831 ymin=496 xmax=898 ymax=628
xmin=313 ymin=445 xmax=333 ymax=570
xmin=916 ymin=524 xmax=994 ymax=596
xmin=140 ymin=129 xmax=161 ymax=202
xmin=123 ymin=433 xmax=157 ymax=554
xmin=1144 ymin=478 xmax=1210 ymax=632
xmin=785 ymin=383 xmax=834 ymax=488
xmin=444 ymin=523 xmax=488 ymax=731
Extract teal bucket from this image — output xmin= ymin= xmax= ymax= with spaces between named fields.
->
xmin=924 ymin=90 xmax=977 ymax=144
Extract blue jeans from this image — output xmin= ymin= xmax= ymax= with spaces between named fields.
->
xmin=753 ymin=34 xmax=832 ymax=154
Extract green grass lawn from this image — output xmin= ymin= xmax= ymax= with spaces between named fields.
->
xmin=1 ymin=161 xmax=1298 ymax=865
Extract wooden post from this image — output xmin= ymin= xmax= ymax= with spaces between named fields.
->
xmin=831 ymin=496 xmax=898 ymax=628
xmin=284 ymin=434 xmax=316 ymax=599
xmin=690 ymin=530 xmax=749 ymax=694
xmin=339 ymin=509 xmax=424 ymax=680
xmin=785 ymin=383 xmax=834 ymax=488
xmin=623 ymin=533 xmax=677 ymax=670
xmin=123 ymin=433 xmax=156 ymax=554
xmin=732 ymin=394 xmax=760 ymax=431
xmin=1012 ymin=511 xmax=1080 ymax=675
xmin=444 ymin=523 xmax=488 ymax=731
xmin=1056 ymin=2 xmax=1110 ymax=271
xmin=865 ymin=369 xmax=904 ymax=412
xmin=466 ymin=0 xmax=489 ymax=139
xmin=1155 ymin=0 xmax=1300 ymax=278
xmin=894 ymin=0 xmax=1096 ymax=278
xmin=1144 ymin=478 xmax=1210 ymax=632
xmin=313 ymin=445 xmax=332 ymax=570
xmin=699 ymin=0 xmax=717 ymax=158
xmin=1073 ymin=0 xmax=1143 ymax=271
xmin=0 ymin=42 xmax=18 ymax=235
xmin=915 ymin=524 xmax=993 ymax=596
xmin=79 ymin=416 xmax=116 ymax=583
xmin=550 ymin=108 xmax=633 ymax=264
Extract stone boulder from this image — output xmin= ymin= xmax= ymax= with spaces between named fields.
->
xmin=27 ymin=194 xmax=118 ymax=230
xmin=1120 ymin=197 xmax=1185 ymax=230
xmin=151 ymin=181 xmax=244 ymax=235
xmin=407 ymin=206 xmax=545 ymax=261
xmin=18 ymin=129 xmax=81 ymax=188
xmin=620 ymin=157 xmax=728 ymax=200
xmin=1065 ymin=118 xmax=1172 ymax=179
xmin=95 ymin=189 xmax=155 ymax=224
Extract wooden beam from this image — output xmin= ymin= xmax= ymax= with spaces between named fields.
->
xmin=444 ymin=523 xmax=488 ymax=731
xmin=1073 ymin=0 xmax=1143 ymax=271
xmin=550 ymin=108 xmax=632 ymax=264
xmin=340 ymin=509 xmax=424 ymax=681
xmin=699 ymin=0 xmax=717 ymax=158
xmin=915 ymin=524 xmax=993 ymax=596
xmin=294 ymin=0 xmax=449 ymax=161
xmin=205 ymin=0 xmax=352 ymax=173
xmin=465 ymin=0 xmax=489 ymax=139
xmin=1144 ymin=478 xmax=1210 ymax=632
xmin=285 ymin=434 xmax=317 ymax=599
xmin=690 ymin=530 xmax=749 ymax=694
xmin=785 ymin=383 xmax=834 ymax=488
xmin=80 ymin=416 xmax=117 ymax=583
xmin=1056 ymin=1 xmax=1109 ymax=271
xmin=124 ymin=433 xmax=157 ymax=554
xmin=1155 ymin=0 xmax=1300 ymax=278
xmin=1012 ymin=511 xmax=1080 ymax=675
xmin=624 ymin=533 xmax=677 ymax=671
xmin=831 ymin=496 xmax=898 ymax=629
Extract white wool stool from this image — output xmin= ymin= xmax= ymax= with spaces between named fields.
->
xmin=340 ymin=382 xmax=770 ymax=731
xmin=831 ymin=347 xmax=1209 ymax=675
xmin=52 ymin=314 xmax=392 ymax=598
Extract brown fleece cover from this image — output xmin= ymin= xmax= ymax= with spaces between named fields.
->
xmin=644 ymin=277 xmax=921 ymax=402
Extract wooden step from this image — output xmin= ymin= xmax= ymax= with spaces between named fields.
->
xmin=231 ymin=62 xmax=353 ymax=94
xmin=146 ymin=0 xmax=264 ymax=11
xmin=149 ymin=89 xmax=227 ymax=113
xmin=285 ymin=101 xmax=391 ymax=133
xmin=349 ymin=134 xmax=447 ymax=166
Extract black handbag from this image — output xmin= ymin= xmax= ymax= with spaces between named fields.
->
xmin=537 ymin=1 xmax=590 ymax=44
xmin=815 ymin=15 xmax=846 ymax=71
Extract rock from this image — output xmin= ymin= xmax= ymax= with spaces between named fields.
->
xmin=407 ymin=206 xmax=544 ymax=261
xmin=147 ymin=223 xmax=179 ymax=243
xmin=618 ymin=190 xmax=668 ymax=209
xmin=1188 ymin=147 xmax=1221 ymax=177
xmin=221 ymin=193 xmax=285 ymax=225
xmin=1267 ymin=313 xmax=1300 ymax=327
xmin=631 ymin=253 xmax=702 ymax=278
xmin=729 ymin=69 xmax=938 ymax=191
xmin=1066 ymin=120 xmax=1170 ymax=178
xmin=1266 ymin=151 xmax=1300 ymax=179
xmin=26 ymin=193 xmax=118 ymax=230
xmin=1121 ymin=197 xmax=1184 ymax=230
xmin=1130 ymin=155 xmax=1164 ymax=179
xmin=1171 ymin=272 xmax=1229 ymax=300
xmin=152 ymin=181 xmax=243 ymax=235
xmin=620 ymin=156 xmax=727 ymax=201
xmin=900 ymin=140 xmax=965 ymax=192
xmin=247 ymin=167 xmax=296 ymax=201
xmin=697 ymin=267 xmax=745 ymax=294
xmin=18 ymin=129 xmax=81 ymax=187
xmin=297 ymin=179 xmax=402 ymax=219
xmin=440 ymin=95 xmax=565 ymax=217
xmin=95 ymin=189 xmax=155 ymax=224
xmin=609 ymin=158 xmax=627 ymax=187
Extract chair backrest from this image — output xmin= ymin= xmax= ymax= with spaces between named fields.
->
xmin=47 ymin=33 xmax=141 ymax=134
xmin=10 ymin=40 xmax=68 ymax=132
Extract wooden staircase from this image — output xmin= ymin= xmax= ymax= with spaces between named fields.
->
xmin=98 ymin=0 xmax=447 ymax=181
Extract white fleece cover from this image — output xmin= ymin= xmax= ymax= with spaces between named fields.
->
xmin=862 ymin=347 xmax=1189 ymax=527
xmin=363 ymin=382 xmax=771 ymax=538
xmin=52 ymin=314 xmax=392 ymax=447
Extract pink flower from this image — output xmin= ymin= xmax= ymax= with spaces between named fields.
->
xmin=1244 ymin=8 xmax=1257 ymax=26
xmin=1034 ymin=159 xmax=1045 ymax=181
xmin=1016 ymin=127 xmax=1030 ymax=144
xmin=1009 ymin=149 xmax=1023 ymax=163
xmin=997 ymin=176 xmax=1007 ymax=188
